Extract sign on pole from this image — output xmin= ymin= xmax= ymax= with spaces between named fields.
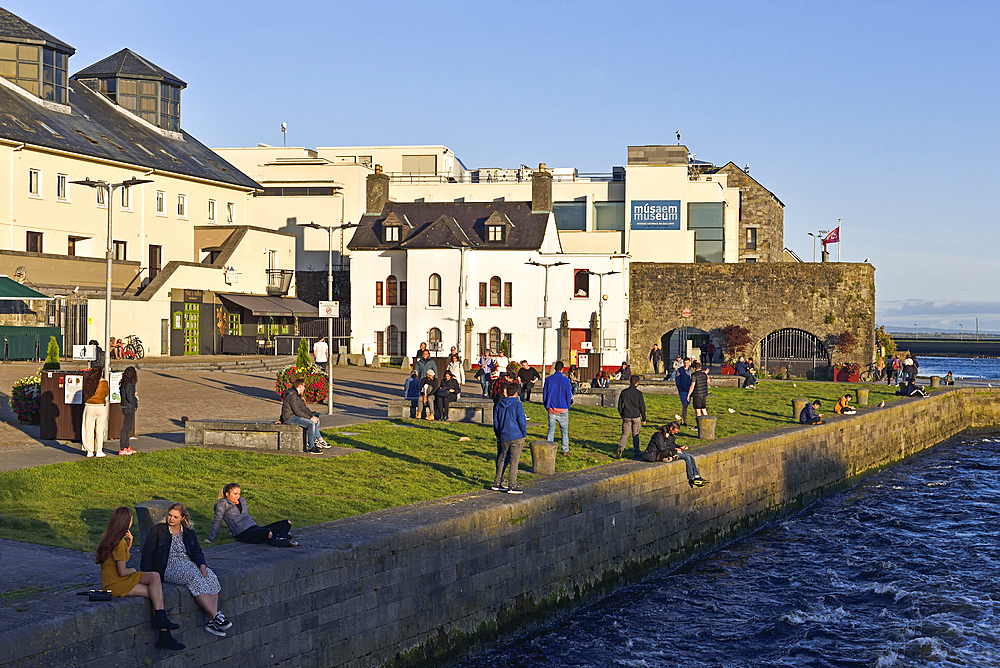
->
xmin=537 ymin=316 xmax=552 ymax=329
xmin=319 ymin=301 xmax=339 ymax=318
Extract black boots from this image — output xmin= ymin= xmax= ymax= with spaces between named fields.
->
xmin=156 ymin=630 xmax=185 ymax=650
xmin=151 ymin=608 xmax=179 ymax=631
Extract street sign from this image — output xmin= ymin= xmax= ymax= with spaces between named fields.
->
xmin=72 ymin=344 xmax=96 ymax=360
xmin=681 ymin=308 xmax=692 ymax=318
xmin=537 ymin=316 xmax=552 ymax=329
xmin=319 ymin=301 xmax=339 ymax=318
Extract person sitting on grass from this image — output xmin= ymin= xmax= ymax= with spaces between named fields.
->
xmin=899 ymin=378 xmax=926 ymax=397
xmin=280 ymin=378 xmax=327 ymax=453
xmin=96 ymin=506 xmax=184 ymax=650
xmin=642 ymin=422 xmax=709 ymax=487
xmin=799 ymin=399 xmax=825 ymax=425
xmin=834 ymin=393 xmax=857 ymax=415
xmin=492 ymin=382 xmax=527 ymax=494
xmin=206 ymin=483 xmax=299 ymax=547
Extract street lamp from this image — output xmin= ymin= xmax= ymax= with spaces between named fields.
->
xmin=807 ymin=230 xmax=829 ymax=263
xmin=71 ymin=177 xmax=153 ymax=382
xmin=959 ymin=323 xmax=963 ymax=340
xmin=585 ymin=270 xmax=620 ymax=362
xmin=914 ymin=323 xmax=919 ymax=339
xmin=301 ymin=221 xmax=359 ymax=415
xmin=525 ymin=259 xmax=568 ymax=381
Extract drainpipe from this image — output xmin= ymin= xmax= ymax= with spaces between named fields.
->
xmin=456 ymin=245 xmax=465 ymax=358
xmin=10 ymin=143 xmax=24 ymax=249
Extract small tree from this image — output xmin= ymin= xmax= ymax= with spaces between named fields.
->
xmin=721 ymin=324 xmax=752 ymax=359
xmin=876 ymin=325 xmax=897 ymax=358
xmin=42 ymin=336 xmax=60 ymax=371
xmin=295 ymin=337 xmax=312 ymax=369
xmin=836 ymin=330 xmax=857 ymax=351
xmin=498 ymin=338 xmax=510 ymax=358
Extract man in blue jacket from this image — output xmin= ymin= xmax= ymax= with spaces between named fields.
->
xmin=674 ymin=357 xmax=692 ymax=425
xmin=492 ymin=383 xmax=528 ymax=494
xmin=543 ymin=360 xmax=573 ymax=455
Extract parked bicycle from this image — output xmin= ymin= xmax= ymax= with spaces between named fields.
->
xmin=122 ymin=334 xmax=145 ymax=360
xmin=858 ymin=361 xmax=882 ymax=383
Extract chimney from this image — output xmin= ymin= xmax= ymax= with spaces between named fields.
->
xmin=531 ymin=163 xmax=553 ymax=214
xmin=366 ymin=164 xmax=390 ymax=214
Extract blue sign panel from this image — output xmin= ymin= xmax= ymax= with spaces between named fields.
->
xmin=630 ymin=200 xmax=681 ymax=230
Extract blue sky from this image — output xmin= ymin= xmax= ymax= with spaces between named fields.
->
xmin=14 ymin=1 xmax=1000 ymax=331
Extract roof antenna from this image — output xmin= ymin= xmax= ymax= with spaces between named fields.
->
xmin=676 ymin=130 xmax=681 ymax=145
xmin=281 ymin=122 xmax=287 ymax=147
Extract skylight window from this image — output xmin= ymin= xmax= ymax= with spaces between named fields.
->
xmin=134 ymin=143 xmax=154 ymax=156
xmin=159 ymin=148 xmax=179 ymax=162
xmin=8 ymin=116 xmax=32 ymax=132
xmin=189 ymin=155 xmax=205 ymax=166
xmin=39 ymin=122 xmax=61 ymax=137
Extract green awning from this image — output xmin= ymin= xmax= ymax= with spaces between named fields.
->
xmin=0 ymin=276 xmax=52 ymax=300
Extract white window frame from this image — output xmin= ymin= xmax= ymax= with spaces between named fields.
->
xmin=155 ymin=190 xmax=165 ymax=215
xmin=226 ymin=202 xmax=234 ymax=223
xmin=56 ymin=173 xmax=68 ymax=201
xmin=28 ymin=169 xmax=41 ymax=197
xmin=121 ymin=185 xmax=131 ymax=211
xmin=112 ymin=240 xmax=127 ymax=261
xmin=177 ymin=194 xmax=187 ymax=218
xmin=384 ymin=225 xmax=400 ymax=242
xmin=96 ymin=186 xmax=107 ymax=208
xmin=208 ymin=199 xmax=216 ymax=222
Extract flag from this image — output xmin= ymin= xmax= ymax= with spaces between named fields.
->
xmin=823 ymin=227 xmax=840 ymax=245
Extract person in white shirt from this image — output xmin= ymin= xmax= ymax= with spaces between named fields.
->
xmin=312 ymin=336 xmax=329 ymax=372
xmin=495 ymin=351 xmax=509 ymax=374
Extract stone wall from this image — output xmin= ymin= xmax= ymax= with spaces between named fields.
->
xmin=713 ymin=163 xmax=784 ymax=263
xmin=629 ymin=262 xmax=876 ymax=373
xmin=5 ymin=388 xmax=996 ymax=668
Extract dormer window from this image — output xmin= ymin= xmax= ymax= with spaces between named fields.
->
xmin=0 ymin=43 xmax=70 ymax=103
xmin=74 ymin=48 xmax=185 ymax=131
xmin=384 ymin=225 xmax=401 ymax=242
xmin=487 ymin=225 xmax=504 ymax=242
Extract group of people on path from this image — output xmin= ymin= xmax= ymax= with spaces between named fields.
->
xmin=80 ymin=365 xmax=140 ymax=458
xmin=95 ymin=483 xmax=297 ymax=650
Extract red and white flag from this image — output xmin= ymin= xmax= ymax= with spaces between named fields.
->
xmin=823 ymin=227 xmax=840 ymax=245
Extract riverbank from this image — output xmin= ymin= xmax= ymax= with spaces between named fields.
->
xmin=2 ymin=387 xmax=997 ymax=667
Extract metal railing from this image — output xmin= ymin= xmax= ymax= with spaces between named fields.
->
xmin=385 ymin=171 xmax=619 ymax=185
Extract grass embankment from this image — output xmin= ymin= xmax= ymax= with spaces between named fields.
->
xmin=0 ymin=381 xmax=921 ymax=551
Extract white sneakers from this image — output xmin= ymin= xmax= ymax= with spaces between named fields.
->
xmin=95 ymin=451 xmax=107 ymax=458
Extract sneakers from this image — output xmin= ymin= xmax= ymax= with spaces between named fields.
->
xmin=490 ymin=485 xmax=505 ymax=491
xmin=86 ymin=451 xmax=95 ymax=458
xmin=615 ymin=445 xmax=624 ymax=459
xmin=205 ymin=619 xmax=227 ymax=637
xmin=304 ymin=446 xmax=323 ymax=454
xmin=690 ymin=477 xmax=710 ymax=487
xmin=95 ymin=451 xmax=107 ymax=458
xmin=315 ymin=438 xmax=331 ymax=449
xmin=505 ymin=488 xmax=523 ymax=495
xmin=213 ymin=612 xmax=232 ymax=630
xmin=118 ymin=447 xmax=135 ymax=456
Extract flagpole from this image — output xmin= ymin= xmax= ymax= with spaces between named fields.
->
xmin=838 ymin=218 xmax=841 ymax=262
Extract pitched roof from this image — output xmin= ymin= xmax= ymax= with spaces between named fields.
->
xmin=711 ymin=162 xmax=785 ymax=207
xmin=0 ymin=78 xmax=259 ymax=190
xmin=0 ymin=7 xmax=74 ymax=54
xmin=74 ymin=48 xmax=185 ymax=87
xmin=348 ymin=201 xmax=550 ymax=251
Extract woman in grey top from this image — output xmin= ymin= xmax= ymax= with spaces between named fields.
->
xmin=205 ymin=483 xmax=299 ymax=547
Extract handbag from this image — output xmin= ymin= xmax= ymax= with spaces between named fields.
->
xmin=77 ymin=590 xmax=113 ymax=601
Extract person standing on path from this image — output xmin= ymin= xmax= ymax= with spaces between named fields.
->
xmin=313 ymin=336 xmax=329 ymax=372
xmin=82 ymin=367 xmax=110 ymax=458
xmin=616 ymin=375 xmax=647 ymax=459
xmin=649 ymin=344 xmax=662 ymax=374
xmin=477 ymin=352 xmax=494 ymax=397
xmin=89 ymin=339 xmax=105 ymax=370
xmin=279 ymin=378 xmax=327 ymax=453
xmin=492 ymin=382 xmax=528 ymax=494
xmin=415 ymin=349 xmax=434 ymax=382
xmin=674 ymin=357 xmax=693 ymax=425
xmin=403 ymin=370 xmax=421 ymax=419
xmin=517 ymin=360 xmax=540 ymax=402
xmin=447 ymin=353 xmax=466 ymax=387
xmin=687 ymin=362 xmax=710 ymax=419
xmin=543 ymin=360 xmax=573 ymax=456
xmin=118 ymin=366 xmax=138 ymax=456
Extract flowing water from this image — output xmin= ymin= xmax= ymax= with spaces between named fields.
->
xmin=456 ymin=436 xmax=1000 ymax=667
xmin=915 ymin=356 xmax=1000 ymax=381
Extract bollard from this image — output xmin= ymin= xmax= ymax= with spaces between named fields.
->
xmin=400 ymin=356 xmax=412 ymax=372
xmin=930 ymin=376 xmax=940 ymax=388
xmin=856 ymin=388 xmax=869 ymax=405
xmin=696 ymin=415 xmax=717 ymax=440
xmin=530 ymin=440 xmax=557 ymax=474
xmin=135 ymin=499 xmax=174 ymax=546
xmin=792 ymin=398 xmax=809 ymax=421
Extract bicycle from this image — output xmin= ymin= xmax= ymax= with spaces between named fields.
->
xmin=858 ymin=361 xmax=881 ymax=383
xmin=122 ymin=334 xmax=145 ymax=360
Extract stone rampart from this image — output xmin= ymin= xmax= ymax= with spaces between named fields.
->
xmin=3 ymin=389 xmax=997 ymax=668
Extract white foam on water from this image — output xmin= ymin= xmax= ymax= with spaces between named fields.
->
xmin=780 ymin=605 xmax=849 ymax=626
xmin=874 ymin=651 xmax=899 ymax=667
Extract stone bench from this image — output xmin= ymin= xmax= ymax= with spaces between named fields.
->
xmin=184 ymin=419 xmax=305 ymax=451
xmin=386 ymin=398 xmax=495 ymax=424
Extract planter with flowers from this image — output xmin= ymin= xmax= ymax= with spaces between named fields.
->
xmin=11 ymin=375 xmax=41 ymax=424
xmin=834 ymin=362 xmax=860 ymax=383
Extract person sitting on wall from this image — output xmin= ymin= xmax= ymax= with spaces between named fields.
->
xmin=799 ymin=400 xmax=825 ymax=425
xmin=280 ymin=378 xmax=327 ymax=453
xmin=592 ymin=370 xmax=610 ymax=389
xmin=643 ymin=422 xmax=709 ymax=487
xmin=834 ymin=393 xmax=857 ymax=415
xmin=403 ymin=370 xmax=420 ymax=419
xmin=614 ymin=361 xmax=632 ymax=382
xmin=899 ymin=379 xmax=926 ymax=397
xmin=943 ymin=371 xmax=955 ymax=386
xmin=734 ymin=355 xmax=757 ymax=389
xmin=420 ymin=368 xmax=439 ymax=420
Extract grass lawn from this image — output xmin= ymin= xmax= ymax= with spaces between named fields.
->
xmin=0 ymin=381 xmax=926 ymax=551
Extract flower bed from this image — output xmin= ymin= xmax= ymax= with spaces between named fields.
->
xmin=10 ymin=375 xmax=40 ymax=424
xmin=274 ymin=364 xmax=328 ymax=404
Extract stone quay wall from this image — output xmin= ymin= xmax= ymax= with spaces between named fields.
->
xmin=629 ymin=262 xmax=877 ymax=373
xmin=4 ymin=388 xmax=997 ymax=668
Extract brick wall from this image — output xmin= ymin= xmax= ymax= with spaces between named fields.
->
xmin=5 ymin=389 xmax=996 ymax=668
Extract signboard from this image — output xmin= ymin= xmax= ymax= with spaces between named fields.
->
xmin=536 ymin=316 xmax=552 ymax=329
xmin=224 ymin=266 xmax=238 ymax=285
xmin=581 ymin=341 xmax=593 ymax=350
xmin=319 ymin=301 xmax=340 ymax=318
xmin=578 ymin=354 xmax=589 ymax=367
xmin=72 ymin=344 xmax=97 ymax=361
xmin=183 ymin=289 xmax=203 ymax=303
xmin=64 ymin=375 xmax=83 ymax=404
xmin=109 ymin=371 xmax=123 ymax=404
xmin=681 ymin=308 xmax=692 ymax=318
xmin=631 ymin=200 xmax=681 ymax=230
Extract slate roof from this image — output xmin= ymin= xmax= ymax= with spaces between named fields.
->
xmin=0 ymin=7 xmax=74 ymax=54
xmin=74 ymin=48 xmax=185 ymax=87
xmin=0 ymin=77 xmax=259 ymax=190
xmin=347 ymin=201 xmax=550 ymax=251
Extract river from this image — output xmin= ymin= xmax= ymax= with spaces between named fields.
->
xmin=915 ymin=356 xmax=1000 ymax=381
xmin=455 ymin=436 xmax=1000 ymax=667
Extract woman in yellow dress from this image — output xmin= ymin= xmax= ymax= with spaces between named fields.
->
xmin=95 ymin=506 xmax=185 ymax=650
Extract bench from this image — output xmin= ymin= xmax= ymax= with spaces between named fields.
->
xmin=386 ymin=398 xmax=495 ymax=424
xmin=184 ymin=419 xmax=305 ymax=451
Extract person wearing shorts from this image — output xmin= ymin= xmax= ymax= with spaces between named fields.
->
xmin=687 ymin=362 xmax=709 ymax=417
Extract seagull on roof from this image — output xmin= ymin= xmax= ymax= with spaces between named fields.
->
xmin=676 ymin=131 xmax=681 ymax=144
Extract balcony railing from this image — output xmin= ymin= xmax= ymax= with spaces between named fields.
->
xmin=266 ymin=269 xmax=294 ymax=296
xmin=385 ymin=170 xmax=620 ymax=185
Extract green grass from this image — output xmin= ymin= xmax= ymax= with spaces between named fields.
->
xmin=0 ymin=381 xmax=928 ymax=551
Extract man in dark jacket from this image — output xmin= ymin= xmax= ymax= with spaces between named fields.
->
xmin=492 ymin=383 xmax=528 ymax=494
xmin=649 ymin=344 xmax=662 ymax=374
xmin=280 ymin=378 xmax=325 ymax=453
xmin=517 ymin=360 xmax=540 ymax=402
xmin=643 ymin=422 xmax=709 ymax=487
xmin=674 ymin=358 xmax=692 ymax=425
xmin=799 ymin=400 xmax=824 ymax=424
xmin=616 ymin=375 xmax=647 ymax=459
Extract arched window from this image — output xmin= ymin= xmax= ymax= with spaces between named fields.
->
xmin=428 ymin=327 xmax=442 ymax=351
xmin=489 ymin=276 xmax=501 ymax=307
xmin=386 ymin=275 xmax=398 ymax=306
xmin=387 ymin=325 xmax=399 ymax=356
xmin=489 ymin=327 xmax=501 ymax=353
xmin=428 ymin=273 xmax=442 ymax=307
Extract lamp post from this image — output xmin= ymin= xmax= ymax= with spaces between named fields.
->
xmin=959 ymin=323 xmax=963 ymax=340
xmin=71 ymin=177 xmax=153 ymax=382
xmin=586 ymin=270 xmax=619 ymax=365
xmin=807 ymin=230 xmax=829 ymax=263
xmin=526 ymin=259 xmax=567 ymax=382
xmin=301 ymin=221 xmax=359 ymax=415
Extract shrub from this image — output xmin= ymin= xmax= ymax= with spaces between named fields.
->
xmin=275 ymin=364 xmax=327 ymax=404
xmin=11 ymin=375 xmax=40 ymax=424
xmin=498 ymin=339 xmax=510 ymax=358
xmin=836 ymin=330 xmax=857 ymax=350
xmin=295 ymin=337 xmax=312 ymax=369
xmin=42 ymin=336 xmax=60 ymax=371
xmin=721 ymin=324 xmax=752 ymax=358
xmin=876 ymin=326 xmax=897 ymax=358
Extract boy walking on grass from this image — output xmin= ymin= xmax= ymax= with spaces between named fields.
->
xmin=616 ymin=375 xmax=647 ymax=459
xmin=492 ymin=383 xmax=527 ymax=494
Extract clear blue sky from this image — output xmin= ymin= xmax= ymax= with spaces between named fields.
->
xmin=14 ymin=0 xmax=1000 ymax=331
